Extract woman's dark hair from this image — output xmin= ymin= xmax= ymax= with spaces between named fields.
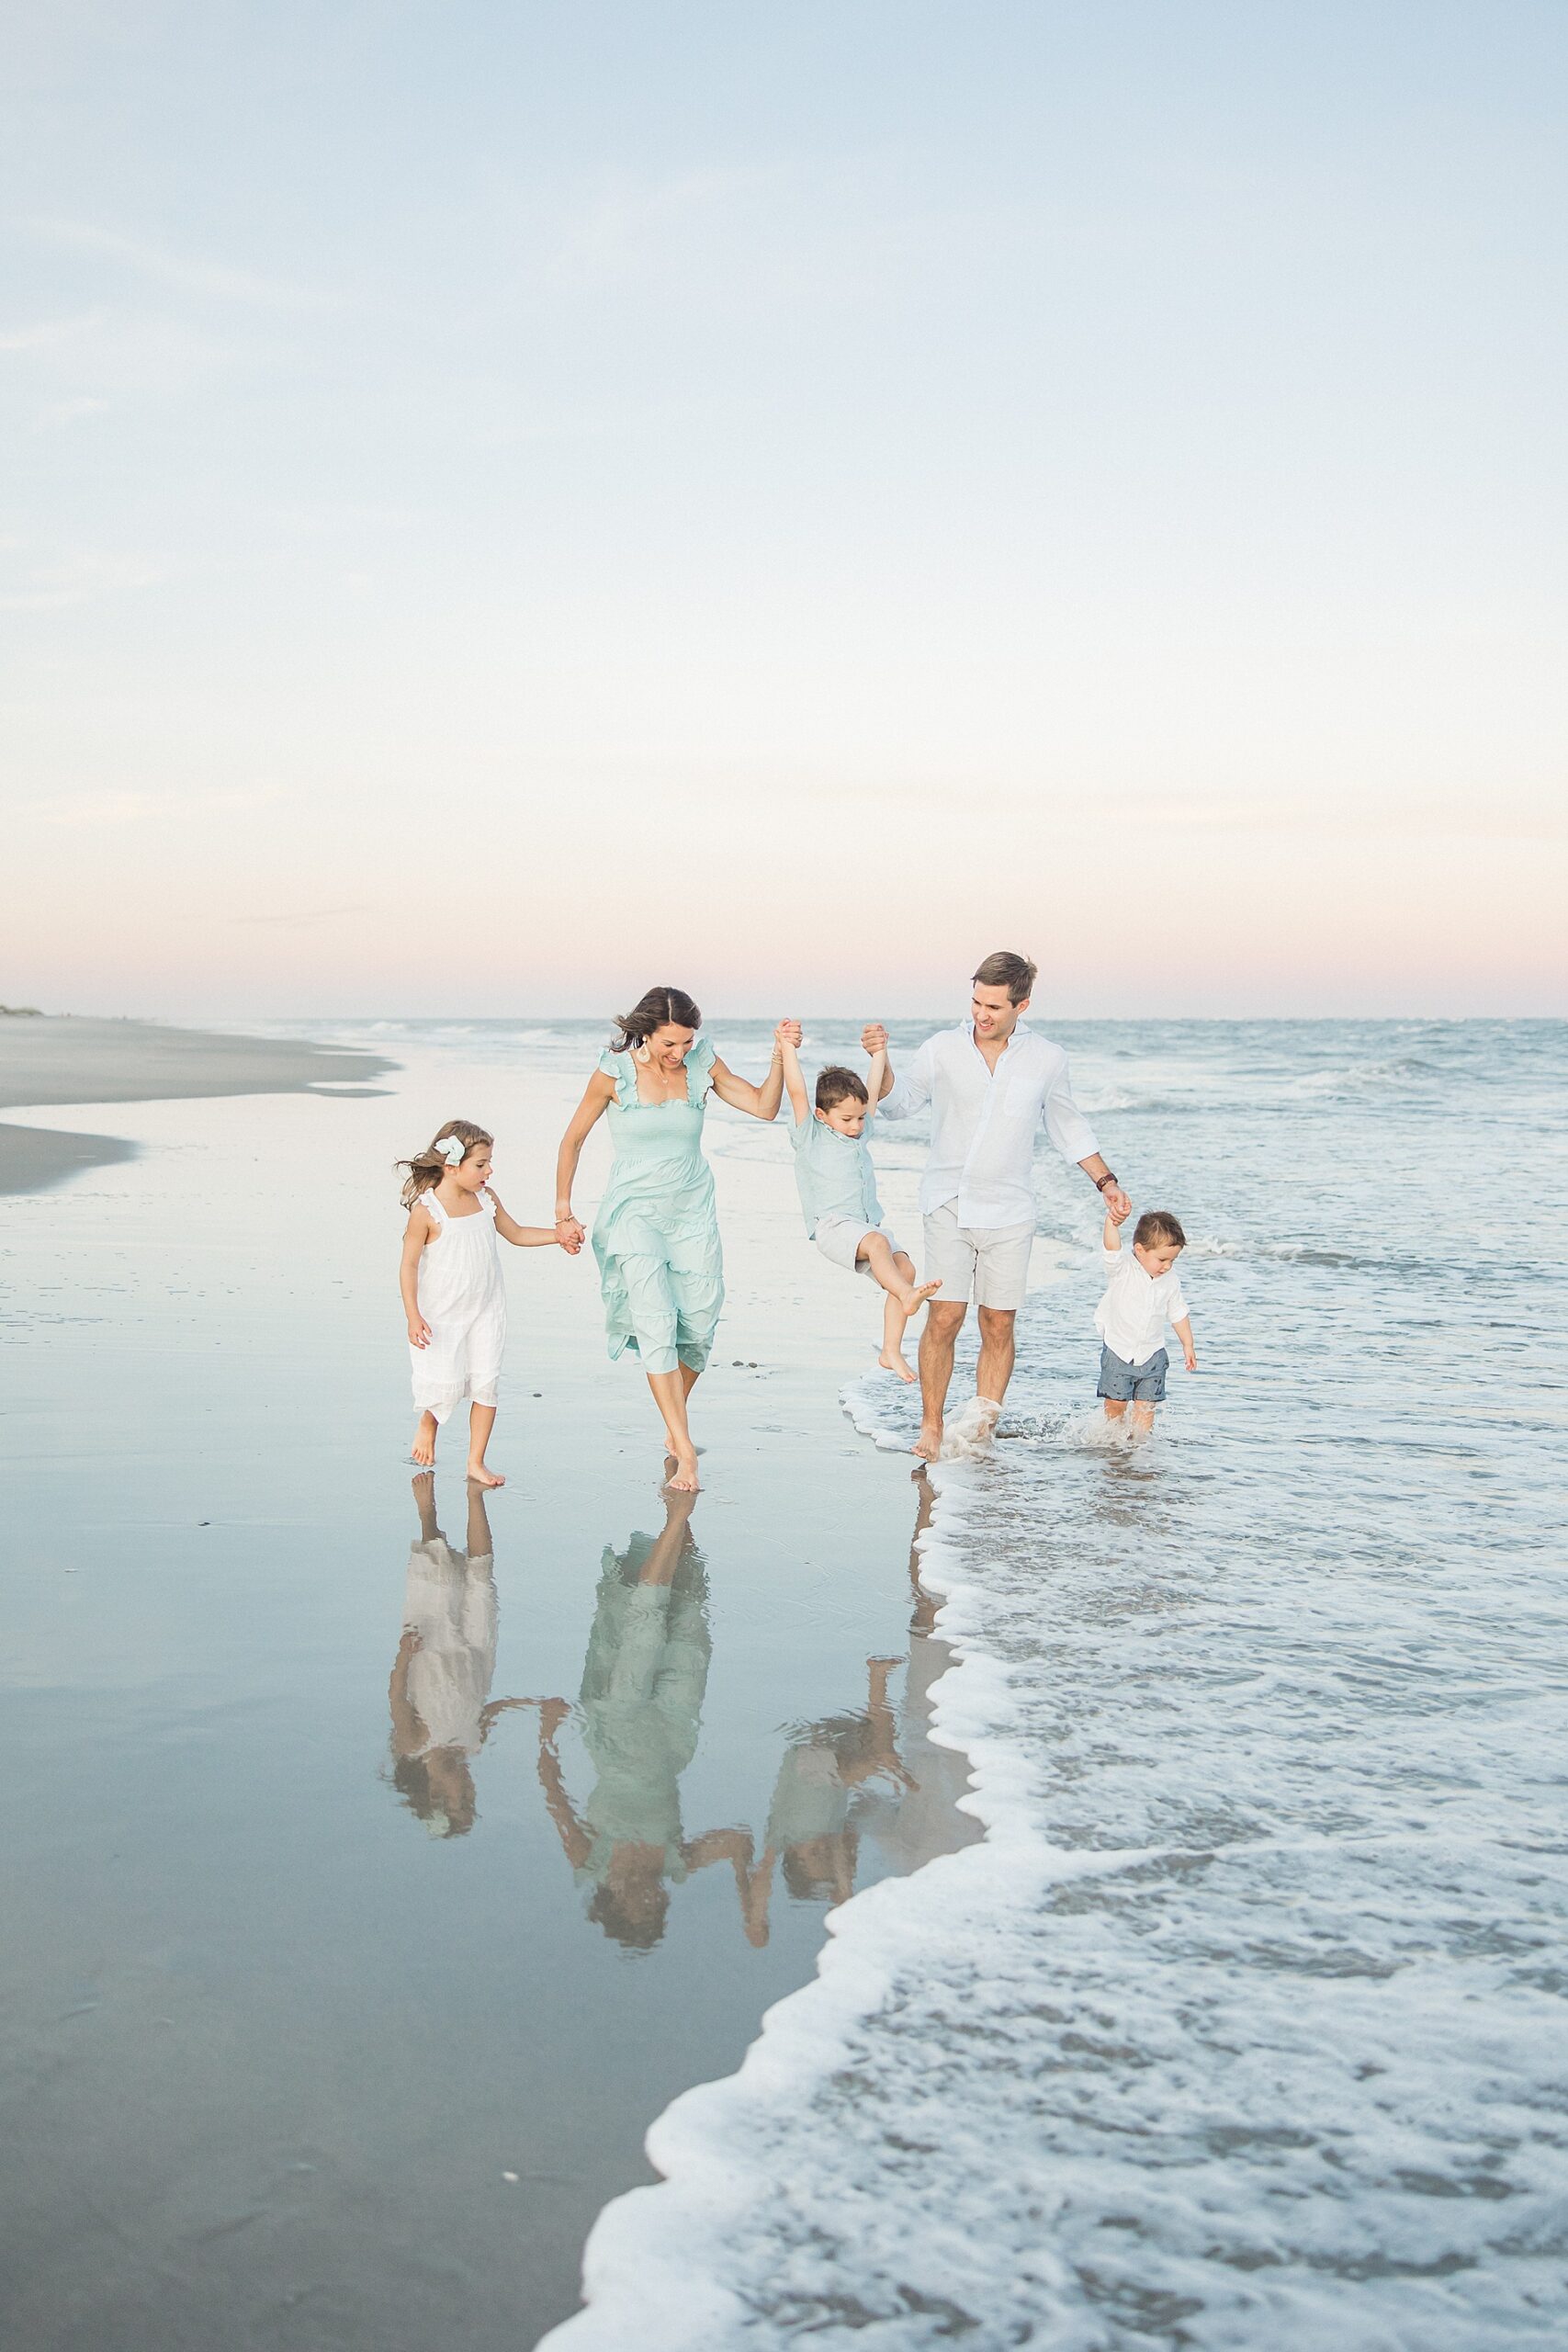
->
xmin=816 ymin=1065 xmax=869 ymax=1112
xmin=395 ymin=1118 xmax=492 ymax=1209
xmin=610 ymin=986 xmax=701 ymax=1053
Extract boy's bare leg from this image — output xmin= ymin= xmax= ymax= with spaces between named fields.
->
xmin=916 ymin=1301 xmax=967 ymax=1458
xmin=859 ymin=1232 xmax=942 ymax=1319
xmin=412 ymin=1410 xmax=438 ymax=1467
xmin=858 ymin=1239 xmax=939 ymax=1383
xmin=649 ymin=1368 xmax=700 ymax=1489
xmin=467 ymin=1403 xmax=504 ymax=1487
xmin=880 ymin=1289 xmax=914 ymax=1381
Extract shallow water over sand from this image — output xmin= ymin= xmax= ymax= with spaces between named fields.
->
xmin=0 ymin=1039 xmax=974 ymax=2348
xmin=529 ymin=1018 xmax=1568 ymax=2350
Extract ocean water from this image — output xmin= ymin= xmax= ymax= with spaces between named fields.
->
xmin=13 ymin=1015 xmax=1562 ymax=2348
xmin=501 ymin=1015 xmax=1567 ymax=2350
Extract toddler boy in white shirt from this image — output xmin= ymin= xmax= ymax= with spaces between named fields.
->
xmin=1096 ymin=1204 xmax=1197 ymax=1435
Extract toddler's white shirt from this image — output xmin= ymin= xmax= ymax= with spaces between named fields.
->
xmin=1096 ymin=1245 xmax=1189 ymax=1364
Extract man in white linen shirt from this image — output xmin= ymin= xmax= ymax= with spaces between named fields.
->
xmin=864 ymin=950 xmax=1131 ymax=1460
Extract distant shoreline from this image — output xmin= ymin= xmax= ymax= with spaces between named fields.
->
xmin=0 ymin=1015 xmax=397 ymax=1198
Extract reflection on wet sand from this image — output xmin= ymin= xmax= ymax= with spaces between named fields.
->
xmin=387 ymin=1472 xmax=525 ymax=1838
xmin=528 ymin=1476 xmax=982 ymax=1952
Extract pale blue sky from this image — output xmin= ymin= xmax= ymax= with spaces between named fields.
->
xmin=6 ymin=2 xmax=1565 ymax=1016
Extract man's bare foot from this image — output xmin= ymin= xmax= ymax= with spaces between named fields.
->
xmin=467 ymin=1464 xmax=506 ymax=1488
xmin=895 ymin=1280 xmax=942 ymax=1317
xmin=878 ymin=1348 xmax=918 ymax=1384
xmin=913 ymin=1422 xmax=943 ymax=1460
xmin=664 ymin=1452 xmax=701 ymax=1492
xmin=412 ymin=1413 xmax=438 ymax=1466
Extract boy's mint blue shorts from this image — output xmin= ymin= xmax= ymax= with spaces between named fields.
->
xmin=1098 ymin=1342 xmax=1168 ymax=1403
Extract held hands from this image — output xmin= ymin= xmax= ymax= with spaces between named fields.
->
xmin=555 ymin=1212 xmax=585 ymax=1255
xmin=407 ymin=1315 xmax=432 ymax=1349
xmin=861 ymin=1023 xmax=888 ymax=1056
xmin=1106 ymin=1194 xmax=1132 ymax=1227
xmin=774 ymin=1019 xmax=803 ymax=1052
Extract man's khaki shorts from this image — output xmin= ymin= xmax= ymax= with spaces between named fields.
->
xmin=922 ymin=1206 xmax=1034 ymax=1309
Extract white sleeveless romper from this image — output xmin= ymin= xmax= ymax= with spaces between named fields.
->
xmin=412 ymin=1191 xmax=506 ymax=1422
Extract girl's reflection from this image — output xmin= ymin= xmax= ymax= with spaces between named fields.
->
xmin=387 ymin=1471 xmax=519 ymax=1838
xmin=534 ymin=1489 xmax=758 ymax=1951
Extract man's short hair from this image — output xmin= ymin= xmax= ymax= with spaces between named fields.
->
xmin=972 ymin=950 xmax=1037 ymax=1005
xmin=1134 ymin=1210 xmax=1186 ymax=1250
xmin=816 ymin=1065 xmax=869 ymax=1111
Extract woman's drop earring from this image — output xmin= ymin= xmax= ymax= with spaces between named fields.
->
xmin=635 ymin=1042 xmax=652 ymax=1066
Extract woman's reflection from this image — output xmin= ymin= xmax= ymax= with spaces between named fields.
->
xmin=387 ymin=1471 xmax=518 ymax=1838
xmin=533 ymin=1488 xmax=759 ymax=1951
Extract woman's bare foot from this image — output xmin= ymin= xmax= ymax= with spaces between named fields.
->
xmin=913 ymin=1421 xmax=943 ymax=1460
xmin=412 ymin=1413 xmax=438 ymax=1466
xmin=895 ymin=1280 xmax=942 ymax=1317
xmin=664 ymin=1451 xmax=701 ymax=1492
xmin=879 ymin=1348 xmax=918 ymax=1384
xmin=467 ymin=1463 xmax=506 ymax=1488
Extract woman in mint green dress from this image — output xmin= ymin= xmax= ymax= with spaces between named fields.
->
xmin=555 ymin=987 xmax=796 ymax=1490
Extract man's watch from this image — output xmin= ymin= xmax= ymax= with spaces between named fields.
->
xmin=1094 ymin=1171 xmax=1119 ymax=1194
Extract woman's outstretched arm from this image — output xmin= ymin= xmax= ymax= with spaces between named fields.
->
xmin=554 ymin=1070 xmax=615 ymax=1250
xmin=710 ymin=1019 xmax=801 ymax=1121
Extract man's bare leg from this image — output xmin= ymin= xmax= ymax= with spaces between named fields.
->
xmin=975 ymin=1306 xmax=1017 ymax=1427
xmin=857 ymin=1236 xmax=941 ymax=1384
xmin=916 ymin=1301 xmax=967 ymax=1459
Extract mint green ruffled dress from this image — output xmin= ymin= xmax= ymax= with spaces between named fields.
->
xmin=592 ymin=1035 xmax=725 ymax=1378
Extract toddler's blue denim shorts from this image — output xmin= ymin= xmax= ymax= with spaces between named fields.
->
xmin=1098 ymin=1342 xmax=1168 ymax=1403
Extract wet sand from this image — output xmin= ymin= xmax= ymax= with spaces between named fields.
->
xmin=0 ymin=1016 xmax=395 ymax=1195
xmin=0 ymin=1032 xmax=975 ymax=2348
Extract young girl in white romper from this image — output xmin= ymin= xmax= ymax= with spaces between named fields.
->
xmin=397 ymin=1119 xmax=580 ymax=1487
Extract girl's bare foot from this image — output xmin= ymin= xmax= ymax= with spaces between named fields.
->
xmin=412 ymin=1413 xmax=438 ymax=1467
xmin=896 ymin=1280 xmax=942 ymax=1317
xmin=468 ymin=1463 xmax=506 ymax=1488
xmin=878 ymin=1348 xmax=918 ymax=1384
xmin=913 ymin=1421 xmax=942 ymax=1460
xmin=664 ymin=1451 xmax=701 ymax=1492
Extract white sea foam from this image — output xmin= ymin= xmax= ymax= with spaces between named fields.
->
xmin=541 ymin=1019 xmax=1568 ymax=2349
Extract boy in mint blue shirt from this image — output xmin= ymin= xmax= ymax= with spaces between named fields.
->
xmin=781 ymin=1035 xmax=941 ymax=1383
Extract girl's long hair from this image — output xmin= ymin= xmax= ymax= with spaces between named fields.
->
xmin=396 ymin=1118 xmax=492 ymax=1209
xmin=609 ymin=985 xmax=701 ymax=1054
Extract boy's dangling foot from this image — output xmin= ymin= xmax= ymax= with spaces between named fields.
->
xmin=878 ymin=1346 xmax=918 ymax=1384
xmin=412 ymin=1411 xmax=438 ymax=1467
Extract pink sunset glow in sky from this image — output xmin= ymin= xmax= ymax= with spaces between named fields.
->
xmin=6 ymin=3 xmax=1564 ymax=1020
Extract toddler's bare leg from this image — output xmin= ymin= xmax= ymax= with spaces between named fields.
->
xmin=1102 ymin=1399 xmax=1128 ymax=1425
xmin=412 ymin=1411 xmax=438 ymax=1466
xmin=467 ymin=1403 xmax=505 ymax=1487
xmin=1130 ymin=1401 xmax=1157 ymax=1440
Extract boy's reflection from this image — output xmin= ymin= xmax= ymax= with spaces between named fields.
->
xmin=534 ymin=1489 xmax=757 ymax=1951
xmin=388 ymin=1472 xmax=519 ymax=1838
